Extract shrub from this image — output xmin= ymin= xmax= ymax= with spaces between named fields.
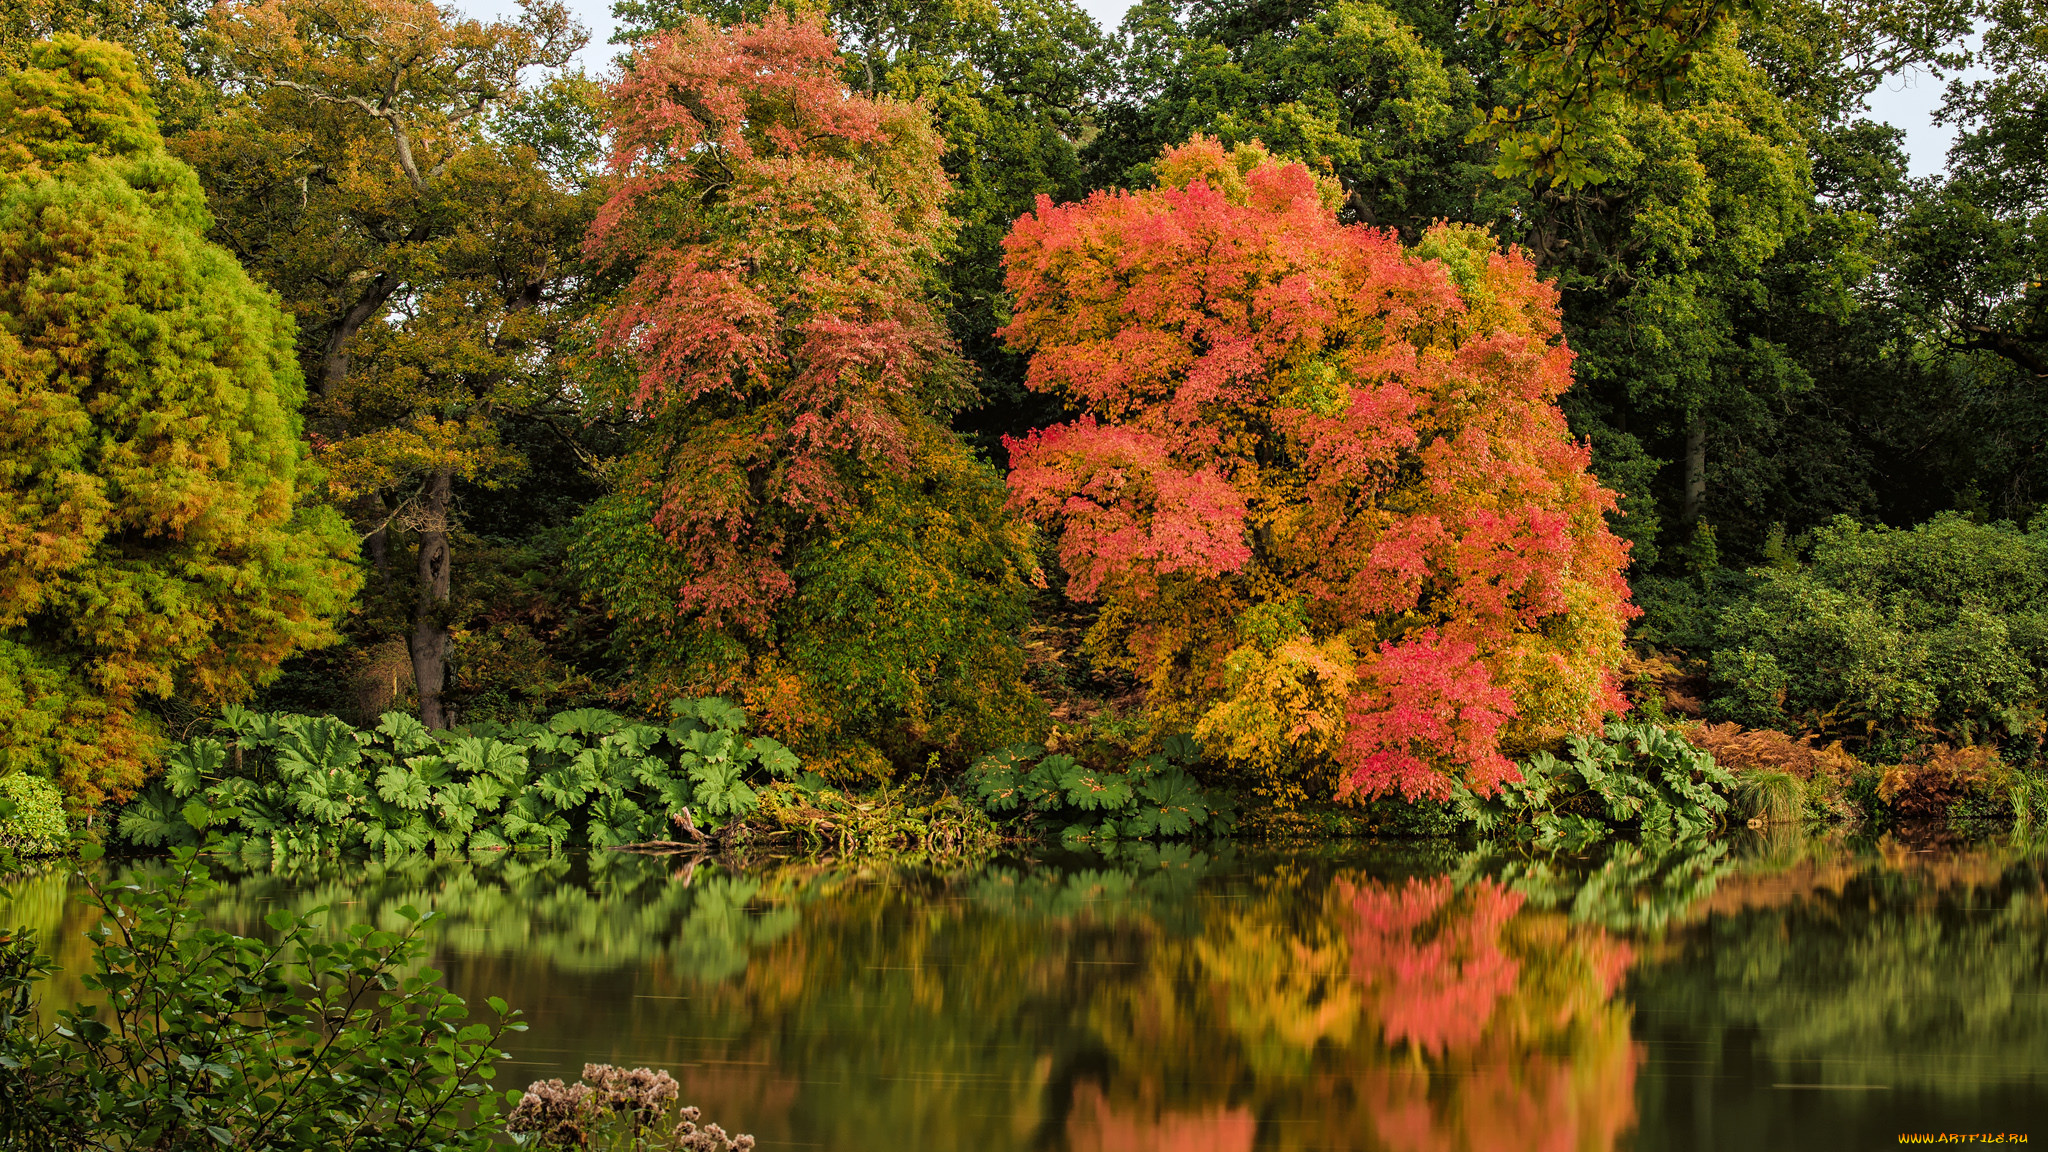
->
xmin=0 ymin=774 xmax=66 ymax=854
xmin=1683 ymin=721 xmax=1862 ymax=783
xmin=118 ymin=701 xmax=801 ymax=855
xmin=962 ymin=735 xmax=1236 ymax=844
xmin=1710 ymin=514 xmax=2048 ymax=757
xmin=1876 ymin=745 xmax=2009 ymax=821
xmin=1454 ymin=723 xmax=1737 ymax=847
xmin=0 ymin=845 xmax=518 ymax=1149
xmin=1735 ymin=770 xmax=1804 ymax=824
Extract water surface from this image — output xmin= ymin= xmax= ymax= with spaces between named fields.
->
xmin=12 ymin=833 xmax=2048 ymax=1150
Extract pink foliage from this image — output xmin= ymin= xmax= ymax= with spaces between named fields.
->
xmin=1004 ymin=419 xmax=1251 ymax=601
xmin=1339 ymin=631 xmax=1520 ymax=800
xmin=585 ymin=12 xmax=956 ymax=632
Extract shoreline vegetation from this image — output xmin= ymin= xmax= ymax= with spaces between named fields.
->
xmin=5 ymin=690 xmax=2045 ymax=873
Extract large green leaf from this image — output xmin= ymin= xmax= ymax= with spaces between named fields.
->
xmin=549 ymin=708 xmax=627 ymax=737
xmin=447 ymin=736 xmax=529 ymax=786
xmin=587 ymin=795 xmax=650 ymax=848
xmin=118 ymin=784 xmax=197 ymax=848
xmin=1136 ymin=770 xmax=1205 ymax=836
xmin=273 ymin=717 xmax=364 ymax=782
xmin=747 ymin=737 xmax=800 ymax=779
xmin=606 ymin=724 xmax=667 ymax=757
xmin=1058 ymin=764 xmax=1134 ymax=812
xmin=288 ymin=762 xmax=363 ymax=825
xmin=673 ymin=696 xmax=748 ymax=733
xmin=533 ymin=764 xmax=595 ymax=810
xmin=375 ymin=712 xmax=434 ymax=755
xmin=504 ymin=796 xmax=572 ymax=849
xmin=165 ymin=739 xmax=224 ymax=799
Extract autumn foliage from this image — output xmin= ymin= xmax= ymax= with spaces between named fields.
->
xmin=999 ymin=138 xmax=1635 ymax=800
xmin=575 ymin=13 xmax=1040 ymax=770
xmin=0 ymin=38 xmax=357 ymax=805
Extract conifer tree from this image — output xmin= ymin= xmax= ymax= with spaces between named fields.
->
xmin=0 ymin=36 xmax=358 ymax=805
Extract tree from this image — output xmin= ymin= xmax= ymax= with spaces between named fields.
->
xmin=610 ymin=0 xmax=1111 ymax=454
xmin=573 ymin=12 xmax=1042 ymax=774
xmin=0 ymin=36 xmax=358 ymax=806
xmin=1000 ymin=139 xmax=1635 ymax=801
xmin=177 ymin=0 xmax=593 ymax=728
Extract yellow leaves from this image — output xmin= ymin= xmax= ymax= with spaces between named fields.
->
xmin=317 ymin=411 xmax=521 ymax=500
xmin=1194 ymin=910 xmax=1360 ymax=1074
xmin=1194 ymin=633 xmax=1359 ymax=806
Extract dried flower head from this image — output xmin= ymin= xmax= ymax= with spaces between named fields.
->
xmin=509 ymin=1066 xmax=752 ymax=1150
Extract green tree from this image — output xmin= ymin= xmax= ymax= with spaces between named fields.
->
xmin=0 ymin=36 xmax=358 ymax=807
xmin=176 ymin=0 xmax=598 ymax=729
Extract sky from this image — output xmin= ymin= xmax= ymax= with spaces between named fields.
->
xmin=477 ymin=0 xmax=1974 ymax=179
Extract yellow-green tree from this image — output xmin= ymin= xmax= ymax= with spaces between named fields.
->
xmin=0 ymin=36 xmax=358 ymax=806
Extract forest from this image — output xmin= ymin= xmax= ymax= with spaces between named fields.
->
xmin=2 ymin=0 xmax=2047 ymax=848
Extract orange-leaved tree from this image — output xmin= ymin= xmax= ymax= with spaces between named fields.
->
xmin=1000 ymin=138 xmax=1635 ymax=802
xmin=574 ymin=12 xmax=1041 ymax=774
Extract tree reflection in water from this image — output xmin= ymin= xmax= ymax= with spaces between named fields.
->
xmin=8 ymin=832 xmax=2048 ymax=1150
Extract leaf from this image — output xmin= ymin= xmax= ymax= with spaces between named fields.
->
xmin=548 ymin=709 xmax=627 ymax=737
xmin=533 ymin=765 xmax=594 ymax=810
xmin=446 ymin=737 xmax=529 ymax=786
xmin=1136 ymin=769 xmax=1206 ymax=837
xmin=376 ymin=712 xmax=435 ymax=754
xmin=375 ymin=762 xmax=433 ymax=810
xmin=675 ymin=696 xmax=748 ymax=733
xmin=688 ymin=759 xmax=758 ymax=819
xmin=504 ymin=795 xmax=572 ymax=848
xmin=1022 ymin=756 xmax=1073 ymax=811
xmin=117 ymin=785 xmax=195 ymax=849
xmin=165 ymin=739 xmax=225 ymax=799
xmin=970 ymin=764 xmax=1025 ymax=813
xmin=273 ymin=717 xmax=364 ymax=781
xmin=587 ymin=795 xmax=650 ymax=848
xmin=747 ymin=737 xmax=801 ymax=778
xmin=1057 ymin=764 xmax=1134 ymax=812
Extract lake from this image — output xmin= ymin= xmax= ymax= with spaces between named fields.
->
xmin=9 ymin=831 xmax=2048 ymax=1150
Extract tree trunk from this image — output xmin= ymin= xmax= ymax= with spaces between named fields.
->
xmin=409 ymin=467 xmax=454 ymax=729
xmin=1681 ymin=414 xmax=1706 ymax=527
xmin=320 ymin=274 xmax=399 ymax=398
xmin=365 ymin=491 xmax=391 ymax=573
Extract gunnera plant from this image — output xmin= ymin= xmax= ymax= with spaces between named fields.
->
xmin=508 ymin=1064 xmax=754 ymax=1150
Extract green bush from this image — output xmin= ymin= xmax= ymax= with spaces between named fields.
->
xmin=1454 ymin=723 xmax=1738 ymax=848
xmin=118 ymin=701 xmax=801 ymax=856
xmin=0 ymin=844 xmax=519 ymax=1150
xmin=962 ymin=734 xmax=1236 ymax=844
xmin=0 ymin=774 xmax=66 ymax=855
xmin=1710 ymin=514 xmax=2048 ymax=757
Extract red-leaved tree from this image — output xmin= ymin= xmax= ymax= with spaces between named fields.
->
xmin=1000 ymin=138 xmax=1635 ymax=800
xmin=575 ymin=13 xmax=1042 ymax=771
